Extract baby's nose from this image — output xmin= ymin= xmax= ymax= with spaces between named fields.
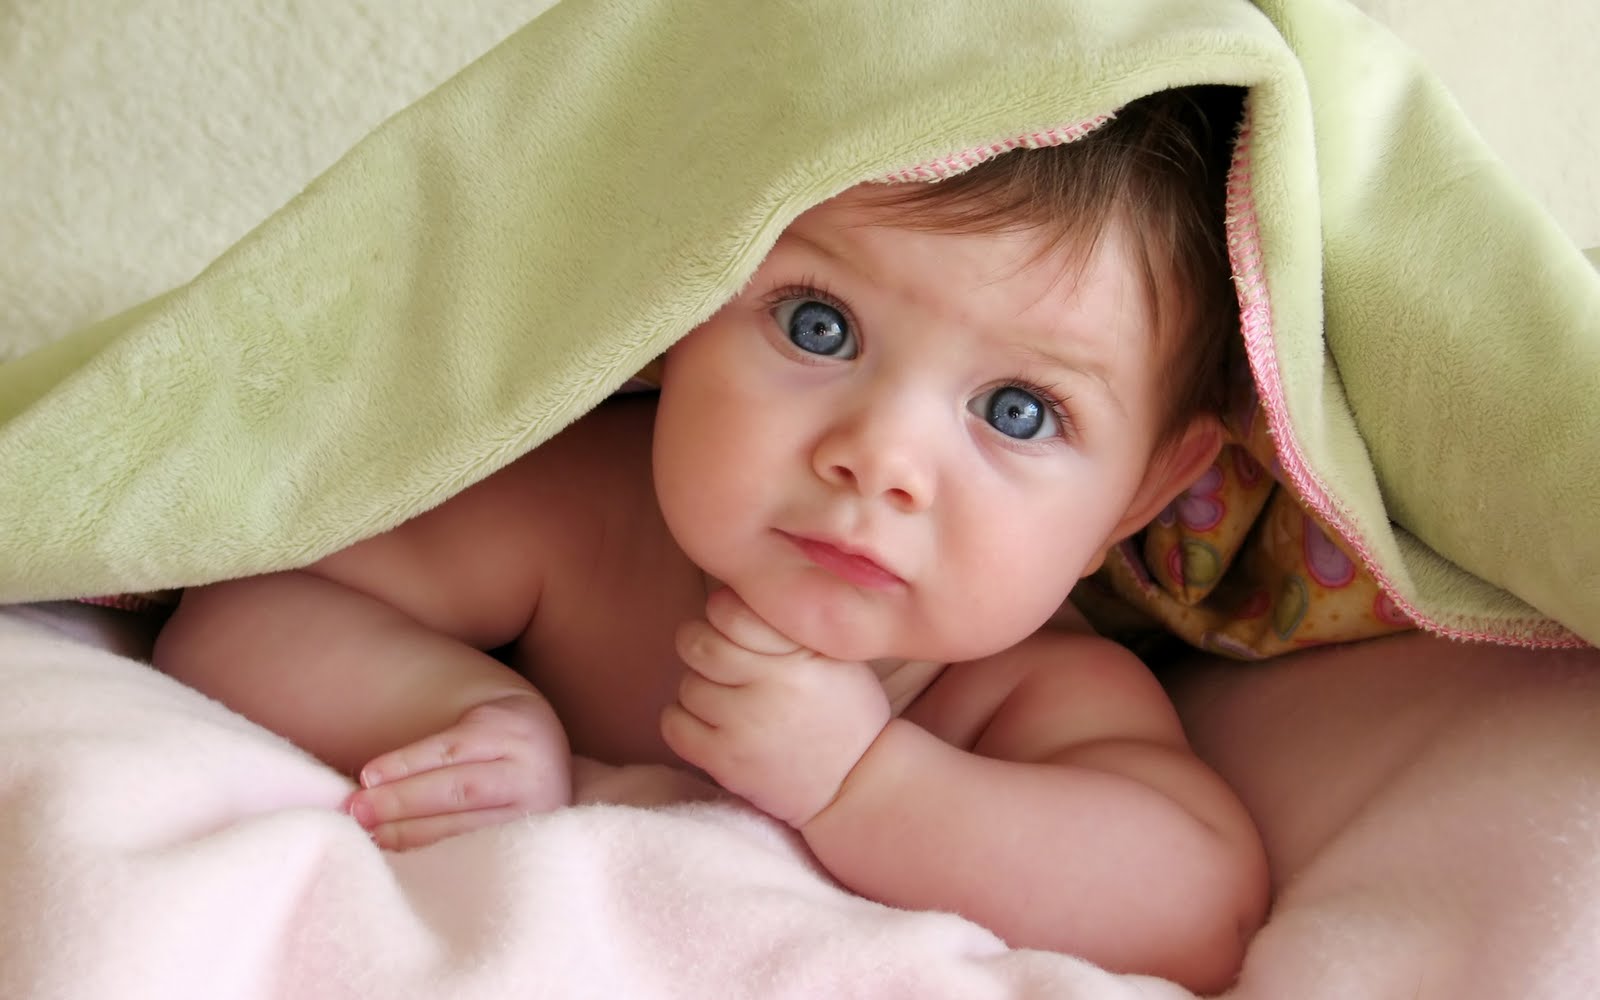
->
xmin=811 ymin=406 xmax=935 ymax=512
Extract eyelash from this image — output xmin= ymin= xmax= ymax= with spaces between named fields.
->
xmin=760 ymin=279 xmax=858 ymax=336
xmin=1001 ymin=378 xmax=1077 ymax=443
xmin=758 ymin=280 xmax=1076 ymax=441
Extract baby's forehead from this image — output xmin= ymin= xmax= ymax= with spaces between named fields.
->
xmin=788 ymin=199 xmax=1161 ymax=371
xmin=786 ymin=186 xmax=1165 ymax=318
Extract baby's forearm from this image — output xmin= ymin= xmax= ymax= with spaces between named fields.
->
xmin=153 ymin=570 xmax=544 ymax=776
xmin=799 ymin=719 xmax=1258 ymax=991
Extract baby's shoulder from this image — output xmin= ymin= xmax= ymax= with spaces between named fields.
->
xmin=514 ymin=394 xmax=658 ymax=474
xmin=496 ymin=396 xmax=660 ymax=516
xmin=914 ymin=627 xmax=1183 ymax=754
xmin=404 ymin=395 xmax=663 ymax=585
xmin=1009 ymin=627 xmax=1177 ymax=719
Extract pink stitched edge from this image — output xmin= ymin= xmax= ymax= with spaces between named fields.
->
xmin=77 ymin=593 xmax=176 ymax=614
xmin=875 ymin=114 xmax=1114 ymax=184
xmin=1224 ymin=110 xmax=1584 ymax=650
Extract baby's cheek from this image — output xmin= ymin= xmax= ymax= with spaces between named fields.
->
xmin=936 ymin=546 xmax=1084 ymax=656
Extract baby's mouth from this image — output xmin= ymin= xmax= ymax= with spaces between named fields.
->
xmin=779 ymin=531 xmax=905 ymax=590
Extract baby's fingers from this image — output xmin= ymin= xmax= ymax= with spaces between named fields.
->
xmin=704 ymin=587 xmax=801 ymax=656
xmin=659 ymin=703 xmax=717 ymax=772
xmin=347 ymin=758 xmax=569 ymax=847
xmin=350 ymin=760 xmax=516 ymax=824
xmin=362 ymin=805 xmax=535 ymax=852
xmin=677 ymin=589 xmax=811 ymax=685
xmin=358 ymin=726 xmax=506 ymax=790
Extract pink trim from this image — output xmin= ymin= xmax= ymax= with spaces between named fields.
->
xmin=77 ymin=593 xmax=176 ymax=614
xmin=1223 ymin=109 xmax=1585 ymax=650
xmin=876 ymin=114 xmax=1114 ymax=183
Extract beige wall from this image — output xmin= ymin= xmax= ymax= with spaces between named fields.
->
xmin=1355 ymin=0 xmax=1598 ymax=250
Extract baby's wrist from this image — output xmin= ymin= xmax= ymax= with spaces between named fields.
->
xmin=796 ymin=716 xmax=900 ymax=834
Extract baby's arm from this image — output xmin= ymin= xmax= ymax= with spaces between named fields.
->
xmin=152 ymin=465 xmax=572 ymax=849
xmin=800 ymin=632 xmax=1268 ymax=993
xmin=664 ymin=592 xmax=1265 ymax=992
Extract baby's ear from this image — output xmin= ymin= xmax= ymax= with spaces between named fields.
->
xmin=1082 ymin=416 xmax=1224 ymax=577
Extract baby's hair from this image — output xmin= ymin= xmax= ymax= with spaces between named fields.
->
xmin=871 ymin=85 xmax=1246 ymax=447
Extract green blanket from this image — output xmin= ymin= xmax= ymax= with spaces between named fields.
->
xmin=2 ymin=0 xmax=1596 ymax=649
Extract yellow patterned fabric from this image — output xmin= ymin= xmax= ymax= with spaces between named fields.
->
xmin=1081 ymin=380 xmax=1413 ymax=660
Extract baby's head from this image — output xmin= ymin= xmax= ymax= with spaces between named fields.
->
xmin=865 ymin=85 xmax=1244 ymax=451
xmin=653 ymin=86 xmax=1243 ymax=664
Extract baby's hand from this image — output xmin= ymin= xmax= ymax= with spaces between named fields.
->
xmin=661 ymin=588 xmax=891 ymax=827
xmin=345 ymin=691 xmax=572 ymax=850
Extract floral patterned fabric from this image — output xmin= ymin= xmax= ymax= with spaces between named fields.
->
xmin=1079 ymin=378 xmax=1413 ymax=660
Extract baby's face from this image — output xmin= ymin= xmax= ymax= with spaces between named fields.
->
xmin=653 ymin=186 xmax=1178 ymax=664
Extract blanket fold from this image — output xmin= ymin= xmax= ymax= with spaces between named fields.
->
xmin=7 ymin=604 xmax=1600 ymax=999
xmin=1 ymin=0 xmax=1596 ymax=649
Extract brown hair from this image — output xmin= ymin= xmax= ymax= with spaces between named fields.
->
xmin=870 ymin=85 xmax=1245 ymax=447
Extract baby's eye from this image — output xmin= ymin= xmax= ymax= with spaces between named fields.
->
xmin=969 ymin=385 xmax=1060 ymax=441
xmin=772 ymin=299 xmax=857 ymax=359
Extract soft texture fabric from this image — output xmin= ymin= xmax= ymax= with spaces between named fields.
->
xmin=1354 ymin=0 xmax=1598 ymax=250
xmin=0 ymin=0 xmax=559 ymax=362
xmin=5 ymin=603 xmax=1600 ymax=1000
xmin=4 ymin=0 xmax=1589 ymax=362
xmin=0 ymin=0 xmax=1595 ymax=653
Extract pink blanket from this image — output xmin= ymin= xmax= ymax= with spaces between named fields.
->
xmin=3 ymin=604 xmax=1598 ymax=999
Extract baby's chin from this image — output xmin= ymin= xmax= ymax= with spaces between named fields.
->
xmin=735 ymin=591 xmax=904 ymax=663
xmin=712 ymin=566 xmax=1052 ymax=665
xmin=743 ymin=594 xmax=996 ymax=666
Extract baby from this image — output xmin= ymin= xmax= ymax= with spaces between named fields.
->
xmin=153 ymin=86 xmax=1268 ymax=992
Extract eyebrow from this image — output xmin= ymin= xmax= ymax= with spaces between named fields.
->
xmin=1008 ymin=341 xmax=1115 ymax=396
xmin=782 ymin=227 xmax=850 ymax=265
xmin=788 ymin=225 xmax=1129 ymax=414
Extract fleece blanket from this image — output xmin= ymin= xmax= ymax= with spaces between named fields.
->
xmin=0 ymin=0 xmax=1597 ymax=653
xmin=5 ymin=603 xmax=1600 ymax=1000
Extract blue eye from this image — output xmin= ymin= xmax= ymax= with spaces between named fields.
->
xmin=774 ymin=299 xmax=856 ymax=358
xmin=970 ymin=385 xmax=1061 ymax=440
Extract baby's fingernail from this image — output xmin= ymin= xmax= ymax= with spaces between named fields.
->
xmin=347 ymin=796 xmax=375 ymax=827
xmin=360 ymin=768 xmax=381 ymax=789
